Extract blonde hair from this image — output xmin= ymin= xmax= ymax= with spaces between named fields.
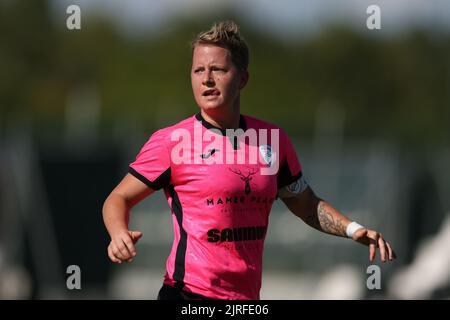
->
xmin=191 ymin=21 xmax=249 ymax=71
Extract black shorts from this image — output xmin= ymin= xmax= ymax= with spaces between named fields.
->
xmin=157 ymin=284 xmax=211 ymax=300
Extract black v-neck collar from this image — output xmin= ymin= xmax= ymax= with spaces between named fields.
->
xmin=195 ymin=112 xmax=247 ymax=136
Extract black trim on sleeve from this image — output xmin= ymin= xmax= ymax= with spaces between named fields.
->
xmin=169 ymin=185 xmax=188 ymax=290
xmin=128 ymin=167 xmax=171 ymax=191
xmin=277 ymin=159 xmax=303 ymax=190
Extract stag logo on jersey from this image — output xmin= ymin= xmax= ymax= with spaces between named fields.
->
xmin=259 ymin=145 xmax=272 ymax=167
xmin=229 ymin=167 xmax=258 ymax=195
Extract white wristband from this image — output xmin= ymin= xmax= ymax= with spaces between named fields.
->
xmin=346 ymin=222 xmax=364 ymax=238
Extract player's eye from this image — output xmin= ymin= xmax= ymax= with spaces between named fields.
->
xmin=211 ymin=66 xmax=226 ymax=72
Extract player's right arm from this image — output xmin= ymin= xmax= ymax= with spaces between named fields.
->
xmin=102 ymin=173 xmax=154 ymax=263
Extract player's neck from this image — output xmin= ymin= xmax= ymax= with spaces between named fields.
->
xmin=200 ymin=107 xmax=241 ymax=130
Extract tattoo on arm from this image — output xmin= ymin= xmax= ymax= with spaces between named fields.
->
xmin=304 ymin=201 xmax=347 ymax=237
xmin=318 ymin=202 xmax=347 ymax=236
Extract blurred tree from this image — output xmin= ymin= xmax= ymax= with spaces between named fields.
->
xmin=0 ymin=0 xmax=448 ymax=147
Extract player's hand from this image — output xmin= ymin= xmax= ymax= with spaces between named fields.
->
xmin=107 ymin=230 xmax=143 ymax=264
xmin=352 ymin=228 xmax=396 ymax=263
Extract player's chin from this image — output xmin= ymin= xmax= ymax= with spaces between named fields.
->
xmin=198 ymin=101 xmax=225 ymax=111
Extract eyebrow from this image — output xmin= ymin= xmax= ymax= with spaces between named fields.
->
xmin=193 ymin=64 xmax=226 ymax=69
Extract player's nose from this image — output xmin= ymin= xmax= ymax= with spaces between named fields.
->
xmin=202 ymin=72 xmax=215 ymax=87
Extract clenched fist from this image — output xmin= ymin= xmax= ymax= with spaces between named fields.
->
xmin=107 ymin=230 xmax=143 ymax=263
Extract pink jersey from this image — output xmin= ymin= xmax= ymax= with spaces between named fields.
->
xmin=129 ymin=113 xmax=302 ymax=300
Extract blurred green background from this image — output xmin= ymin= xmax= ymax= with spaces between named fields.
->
xmin=0 ymin=0 xmax=449 ymax=299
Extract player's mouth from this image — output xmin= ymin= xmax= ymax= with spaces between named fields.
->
xmin=202 ymin=89 xmax=220 ymax=97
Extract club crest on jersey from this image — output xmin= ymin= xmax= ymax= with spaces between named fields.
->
xmin=259 ymin=145 xmax=272 ymax=166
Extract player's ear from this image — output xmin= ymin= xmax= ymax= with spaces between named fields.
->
xmin=239 ymin=70 xmax=249 ymax=89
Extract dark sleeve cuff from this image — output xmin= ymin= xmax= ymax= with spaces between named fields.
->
xmin=277 ymin=159 xmax=303 ymax=190
xmin=129 ymin=166 xmax=171 ymax=191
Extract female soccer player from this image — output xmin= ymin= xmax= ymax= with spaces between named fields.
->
xmin=102 ymin=21 xmax=396 ymax=300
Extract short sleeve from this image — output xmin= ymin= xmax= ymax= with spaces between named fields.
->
xmin=129 ymin=130 xmax=171 ymax=190
xmin=277 ymin=129 xmax=303 ymax=190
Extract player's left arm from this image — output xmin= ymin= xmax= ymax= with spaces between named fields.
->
xmin=280 ymin=185 xmax=397 ymax=262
